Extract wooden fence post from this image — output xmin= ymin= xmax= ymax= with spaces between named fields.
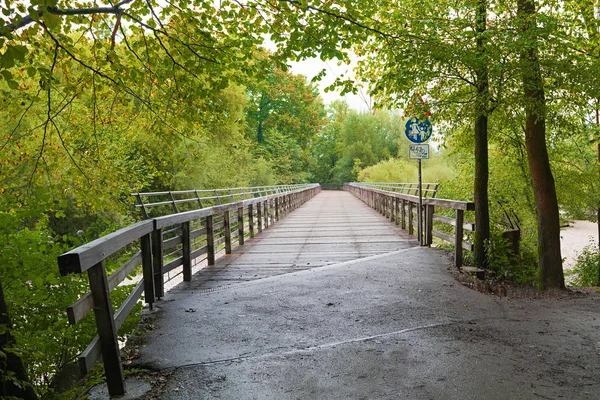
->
xmin=151 ymin=229 xmax=164 ymax=298
xmin=275 ymin=197 xmax=280 ymax=221
xmin=224 ymin=211 xmax=232 ymax=254
xmin=182 ymin=221 xmax=192 ymax=281
xmin=455 ymin=209 xmax=464 ymax=268
xmin=264 ymin=200 xmax=269 ymax=228
xmin=238 ymin=207 xmax=244 ymax=245
xmin=425 ymin=205 xmax=434 ymax=246
xmin=140 ymin=233 xmax=154 ymax=309
xmin=408 ymin=202 xmax=414 ymax=235
xmin=401 ymin=199 xmax=406 ymax=229
xmin=257 ymin=202 xmax=263 ymax=233
xmin=395 ymin=198 xmax=400 ymax=225
xmin=87 ymin=262 xmax=125 ymax=396
xmin=206 ymin=215 xmax=215 ymax=265
xmin=248 ymin=204 xmax=255 ymax=238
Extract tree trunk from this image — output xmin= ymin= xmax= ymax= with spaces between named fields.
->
xmin=473 ymin=0 xmax=490 ymax=270
xmin=517 ymin=0 xmax=565 ymax=289
xmin=0 ymin=279 xmax=38 ymax=400
xmin=596 ymin=103 xmax=600 ymax=286
xmin=257 ymin=120 xmax=264 ymax=143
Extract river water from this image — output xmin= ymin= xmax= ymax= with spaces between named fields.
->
xmin=560 ymin=220 xmax=599 ymax=271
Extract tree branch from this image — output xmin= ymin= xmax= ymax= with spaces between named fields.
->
xmin=2 ymin=0 xmax=134 ymax=37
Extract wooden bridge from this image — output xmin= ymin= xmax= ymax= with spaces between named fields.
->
xmin=57 ymin=183 xmax=474 ymax=396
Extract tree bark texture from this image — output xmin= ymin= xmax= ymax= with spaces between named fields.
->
xmin=517 ymin=0 xmax=565 ymax=289
xmin=473 ymin=0 xmax=490 ymax=270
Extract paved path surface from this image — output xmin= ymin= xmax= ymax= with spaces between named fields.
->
xmin=173 ymin=191 xmax=417 ymax=292
xmin=132 ymin=192 xmax=600 ymax=399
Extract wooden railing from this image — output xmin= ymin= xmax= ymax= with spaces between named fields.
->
xmin=57 ymin=184 xmax=320 ymax=396
xmin=345 ymin=183 xmax=475 ymax=268
xmin=356 ymin=181 xmax=439 ymax=197
xmin=132 ymin=184 xmax=313 ymax=218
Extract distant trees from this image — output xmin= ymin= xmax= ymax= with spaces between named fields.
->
xmin=309 ymin=105 xmax=406 ymax=183
xmin=246 ymin=66 xmax=326 ymax=183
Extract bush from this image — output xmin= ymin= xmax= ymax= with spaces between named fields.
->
xmin=570 ymin=243 xmax=600 ymax=287
xmin=485 ymin=234 xmax=538 ymax=284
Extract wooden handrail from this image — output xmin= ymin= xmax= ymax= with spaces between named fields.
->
xmin=132 ymin=184 xmax=315 ymax=218
xmin=344 ymin=183 xmax=475 ymax=269
xmin=56 ymin=184 xmax=321 ymax=396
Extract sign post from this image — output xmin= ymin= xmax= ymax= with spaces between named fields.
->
xmin=405 ymin=117 xmax=432 ymax=246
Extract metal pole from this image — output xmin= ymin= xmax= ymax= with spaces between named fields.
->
xmin=418 ymin=158 xmax=423 ymax=246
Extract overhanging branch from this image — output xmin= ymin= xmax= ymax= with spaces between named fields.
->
xmin=1 ymin=0 xmax=134 ymax=37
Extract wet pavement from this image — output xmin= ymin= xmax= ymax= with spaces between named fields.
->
xmin=133 ymin=245 xmax=600 ymax=399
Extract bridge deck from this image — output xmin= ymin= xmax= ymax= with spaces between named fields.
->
xmin=130 ymin=190 xmax=600 ymax=400
xmin=173 ymin=190 xmax=417 ymax=292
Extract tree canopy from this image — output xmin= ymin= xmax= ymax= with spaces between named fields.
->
xmin=1 ymin=0 xmax=599 ymax=396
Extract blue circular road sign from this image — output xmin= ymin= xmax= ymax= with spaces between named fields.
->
xmin=404 ymin=117 xmax=432 ymax=144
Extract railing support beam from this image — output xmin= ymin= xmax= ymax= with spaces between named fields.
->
xmin=87 ymin=262 xmax=125 ymax=396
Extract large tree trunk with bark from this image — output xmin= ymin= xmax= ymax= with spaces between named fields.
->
xmin=0 ymin=279 xmax=38 ymax=400
xmin=473 ymin=0 xmax=490 ymax=270
xmin=517 ymin=0 xmax=565 ymax=289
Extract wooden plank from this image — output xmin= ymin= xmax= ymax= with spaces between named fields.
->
xmin=113 ymin=280 xmax=144 ymax=329
xmin=206 ymin=215 xmax=215 ymax=265
xmin=401 ymin=199 xmax=406 ymax=229
xmin=349 ymin=186 xmax=474 ymax=211
xmin=182 ymin=221 xmax=191 ymax=281
xmin=224 ymin=211 xmax=232 ymax=254
xmin=78 ymin=280 xmax=145 ymax=375
xmin=190 ymin=226 xmax=207 ymax=240
xmin=424 ymin=197 xmax=475 ymax=211
xmin=455 ymin=209 xmax=464 ymax=268
xmin=152 ymin=229 xmax=164 ymax=298
xmin=78 ymin=335 xmax=101 ymax=375
xmin=408 ymin=202 xmax=414 ymax=235
xmin=432 ymin=230 xmax=455 ymax=243
xmin=264 ymin=200 xmax=269 ymax=228
xmin=58 ymin=220 xmax=153 ymax=275
xmin=257 ymin=202 xmax=263 ymax=233
xmin=67 ymin=251 xmax=142 ymax=324
xmin=432 ymin=214 xmax=475 ymax=231
xmin=163 ymin=235 xmax=182 ymax=251
xmin=425 ymin=204 xmax=434 ymax=246
xmin=238 ymin=207 xmax=244 ymax=245
xmin=248 ymin=204 xmax=255 ymax=238
xmin=152 ymin=187 xmax=317 ymax=229
xmin=163 ymin=257 xmax=183 ymax=274
xmin=86 ymin=262 xmax=125 ymax=396
xmin=213 ymin=221 xmax=225 ymax=231
xmin=141 ymin=232 xmax=154 ymax=308
xmin=186 ymin=191 xmax=415 ymax=291
xmin=191 ymin=246 xmax=208 ymax=259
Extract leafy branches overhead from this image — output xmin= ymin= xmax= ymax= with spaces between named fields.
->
xmin=1 ymin=1 xmax=272 ymax=136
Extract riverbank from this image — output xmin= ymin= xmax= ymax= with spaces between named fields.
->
xmin=560 ymin=220 xmax=598 ymax=274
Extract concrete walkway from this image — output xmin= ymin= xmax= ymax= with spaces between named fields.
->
xmin=132 ymin=193 xmax=600 ymax=399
